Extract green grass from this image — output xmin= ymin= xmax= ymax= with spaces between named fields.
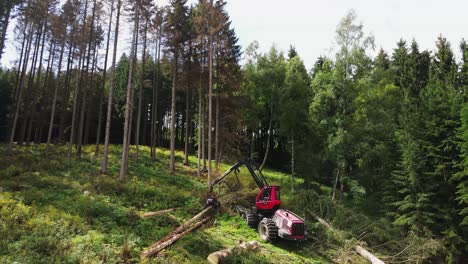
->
xmin=0 ymin=143 xmax=332 ymax=263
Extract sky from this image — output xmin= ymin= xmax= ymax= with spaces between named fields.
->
xmin=1 ymin=0 xmax=467 ymax=70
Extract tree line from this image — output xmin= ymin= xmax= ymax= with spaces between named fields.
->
xmin=1 ymin=2 xmax=467 ymax=261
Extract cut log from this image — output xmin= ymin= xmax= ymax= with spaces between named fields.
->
xmin=307 ymin=210 xmax=385 ymax=264
xmin=174 ymin=206 xmax=213 ymax=233
xmin=207 ymin=241 xmax=260 ymax=264
xmin=355 ymin=245 xmax=385 ymax=264
xmin=141 ymin=208 xmax=179 ymax=218
xmin=141 ymin=216 xmax=211 ymax=258
xmin=141 ymin=206 xmax=214 ymax=259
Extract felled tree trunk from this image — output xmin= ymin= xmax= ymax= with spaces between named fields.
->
xmin=142 ymin=216 xmax=211 ymax=258
xmin=141 ymin=206 xmax=214 ymax=259
xmin=308 ymin=210 xmax=385 ymax=264
xmin=207 ymin=240 xmax=260 ymax=264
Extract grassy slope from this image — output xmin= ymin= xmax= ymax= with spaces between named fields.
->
xmin=0 ymin=144 xmax=332 ymax=263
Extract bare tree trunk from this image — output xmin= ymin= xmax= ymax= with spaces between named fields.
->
xmin=136 ymin=20 xmax=148 ymax=161
xmin=8 ymin=26 xmax=33 ymax=155
xmin=22 ymin=24 xmax=43 ymax=146
xmin=184 ymin=80 xmax=190 ymax=165
xmin=215 ymin=93 xmax=220 ymax=173
xmin=201 ymin=90 xmax=206 ymax=171
xmin=119 ymin=3 xmax=139 ymax=182
xmin=37 ymin=38 xmax=56 ymax=144
xmin=151 ymin=25 xmax=161 ymax=160
xmin=259 ymin=107 xmax=273 ymax=171
xmin=27 ymin=21 xmax=48 ymax=145
xmin=101 ymin=0 xmax=121 ymax=174
xmin=67 ymin=53 xmax=84 ymax=164
xmin=95 ymin=0 xmax=115 ymax=158
xmin=183 ymin=43 xmax=192 ymax=166
xmin=169 ymin=48 xmax=178 ymax=174
xmin=60 ymin=39 xmax=76 ymax=143
xmin=197 ymin=55 xmax=203 ymax=176
xmin=14 ymin=30 xmax=27 ymax=102
xmin=77 ymin=0 xmax=96 ymax=159
xmin=126 ymin=17 xmax=140 ymax=162
xmin=68 ymin=0 xmax=90 ymax=164
xmin=45 ymin=42 xmax=65 ymax=156
xmin=207 ymin=34 xmax=213 ymax=184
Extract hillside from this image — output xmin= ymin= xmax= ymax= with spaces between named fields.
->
xmin=0 ymin=144 xmax=340 ymax=263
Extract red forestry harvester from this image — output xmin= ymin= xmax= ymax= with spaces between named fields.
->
xmin=207 ymin=158 xmax=307 ymax=242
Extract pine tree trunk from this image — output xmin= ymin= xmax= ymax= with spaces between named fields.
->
xmin=151 ymin=25 xmax=161 ymax=161
xmin=46 ymin=42 xmax=65 ymax=156
xmin=136 ymin=20 xmax=148 ymax=161
xmin=94 ymin=93 xmax=103 ymax=155
xmin=260 ymin=107 xmax=273 ymax=171
xmin=27 ymin=21 xmax=48 ymax=145
xmin=68 ymin=0 xmax=90 ymax=164
xmin=184 ymin=84 xmax=190 ymax=166
xmin=215 ymin=93 xmax=220 ymax=173
xmin=95 ymin=0 xmax=115 ymax=158
xmin=169 ymin=48 xmax=178 ymax=174
xmin=207 ymin=34 xmax=213 ymax=184
xmin=202 ymin=89 xmax=206 ymax=171
xmin=83 ymin=98 xmax=92 ymax=145
xmin=11 ymin=26 xmax=34 ymax=149
xmin=197 ymin=56 xmax=203 ymax=176
xmin=101 ymin=0 xmax=121 ymax=174
xmin=77 ymin=0 xmax=96 ymax=159
xmin=60 ymin=40 xmax=75 ymax=143
xmin=22 ymin=25 xmax=43 ymax=146
xmin=184 ymin=44 xmax=192 ymax=166
xmin=8 ymin=34 xmax=25 ymax=145
xmin=119 ymin=2 xmax=139 ymax=182
xmin=13 ymin=30 xmax=27 ymax=102
xmin=67 ymin=52 xmax=84 ymax=164
xmin=76 ymin=80 xmax=87 ymax=157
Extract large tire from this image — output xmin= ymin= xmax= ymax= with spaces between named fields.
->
xmin=258 ymin=218 xmax=278 ymax=242
xmin=245 ymin=213 xmax=258 ymax=228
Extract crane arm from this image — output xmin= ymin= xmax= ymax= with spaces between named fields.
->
xmin=209 ymin=158 xmax=268 ymax=192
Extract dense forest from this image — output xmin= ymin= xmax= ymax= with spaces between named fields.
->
xmin=0 ymin=0 xmax=467 ymax=263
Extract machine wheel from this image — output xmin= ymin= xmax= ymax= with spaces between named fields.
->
xmin=245 ymin=213 xmax=259 ymax=228
xmin=258 ymin=218 xmax=278 ymax=242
